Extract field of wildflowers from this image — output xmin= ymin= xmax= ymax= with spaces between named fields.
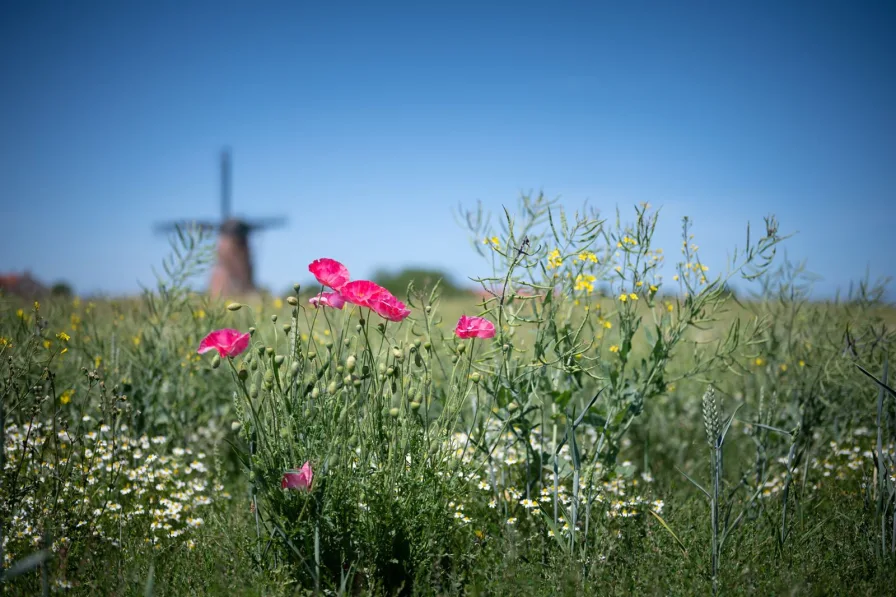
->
xmin=2 ymin=195 xmax=894 ymax=595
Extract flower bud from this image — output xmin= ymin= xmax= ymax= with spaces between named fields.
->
xmin=226 ymin=302 xmax=242 ymax=311
xmin=270 ymin=314 xmax=278 ymax=323
xmin=424 ymin=341 xmax=431 ymax=351
xmin=211 ymin=355 xmax=221 ymax=369
xmin=410 ymin=401 xmax=421 ymax=411
xmin=389 ymin=407 xmax=400 ymax=418
xmin=307 ymin=351 xmax=316 ymax=360
xmin=274 ymin=355 xmax=285 ymax=366
xmin=311 ymin=386 xmax=320 ymax=399
xmin=238 ymin=367 xmax=249 ymax=381
xmin=344 ymin=375 xmax=352 ymax=385
xmin=457 ymin=343 xmax=466 ymax=354
xmin=265 ymin=347 xmax=274 ymax=357
xmin=327 ymin=381 xmax=337 ymax=395
xmin=231 ymin=421 xmax=242 ymax=431
xmin=293 ymin=283 xmax=301 ymax=293
xmin=248 ymin=326 xmax=256 ymax=335
xmin=282 ymin=324 xmax=291 ymax=333
xmin=346 ymin=355 xmax=356 ymax=372
xmin=286 ymin=296 xmax=298 ymax=306
xmin=336 ymin=365 xmax=344 ymax=374
xmin=471 ymin=372 xmax=481 ymax=384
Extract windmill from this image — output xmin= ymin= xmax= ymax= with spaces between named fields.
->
xmin=154 ymin=148 xmax=286 ymax=296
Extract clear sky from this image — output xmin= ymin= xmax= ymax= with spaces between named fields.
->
xmin=1 ymin=1 xmax=894 ymax=299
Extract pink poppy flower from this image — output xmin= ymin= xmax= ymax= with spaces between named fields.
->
xmin=454 ymin=315 xmax=496 ymax=339
xmin=309 ymin=258 xmax=350 ymax=291
xmin=309 ymin=291 xmax=346 ymax=310
xmin=369 ymin=293 xmax=411 ymax=322
xmin=339 ymin=280 xmax=390 ymax=309
xmin=197 ymin=328 xmax=251 ymax=357
xmin=281 ymin=461 xmax=313 ymax=491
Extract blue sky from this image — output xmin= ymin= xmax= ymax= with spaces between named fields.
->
xmin=1 ymin=1 xmax=894 ymax=298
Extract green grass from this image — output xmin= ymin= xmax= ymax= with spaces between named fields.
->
xmin=2 ymin=199 xmax=894 ymax=595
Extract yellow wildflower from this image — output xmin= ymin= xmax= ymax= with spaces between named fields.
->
xmin=609 ymin=345 xmax=620 ymax=353
xmin=629 ymin=293 xmax=638 ymax=301
xmin=60 ymin=389 xmax=74 ymax=405
xmin=273 ymin=298 xmax=283 ymax=310
xmin=602 ymin=320 xmax=612 ymax=329
xmin=754 ymin=357 xmax=764 ymax=367
xmin=618 ymin=293 xmax=628 ymax=302
xmin=546 ymin=249 xmax=563 ymax=269
xmin=56 ymin=332 xmax=71 ymax=342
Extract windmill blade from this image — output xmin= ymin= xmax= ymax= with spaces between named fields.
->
xmin=153 ymin=219 xmax=221 ymax=234
xmin=244 ymin=216 xmax=288 ymax=232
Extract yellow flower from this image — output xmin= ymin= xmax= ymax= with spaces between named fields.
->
xmin=779 ymin=364 xmax=788 ymax=372
xmin=195 ymin=309 xmax=206 ymax=319
xmin=43 ymin=340 xmax=52 ymax=350
xmin=16 ymin=309 xmax=24 ymax=318
xmin=649 ymin=284 xmax=658 ymax=293
xmin=273 ymin=298 xmax=283 ymax=310
xmin=546 ymin=249 xmax=563 ymax=269
xmin=618 ymin=293 xmax=628 ymax=302
xmin=614 ymin=265 xmax=622 ymax=273
xmin=629 ymin=293 xmax=638 ymax=301
xmin=754 ymin=357 xmax=764 ymax=367
xmin=609 ymin=345 xmax=620 ymax=353
xmin=33 ymin=301 xmax=40 ymax=311
xmin=602 ymin=320 xmax=612 ymax=329
xmin=94 ymin=356 xmax=103 ymax=369
xmin=56 ymin=332 xmax=71 ymax=342
xmin=635 ymin=281 xmax=643 ymax=288
xmin=132 ymin=336 xmax=141 ymax=346
xmin=0 ymin=337 xmax=10 ymax=348
xmin=798 ymin=360 xmax=806 ymax=367
xmin=666 ymin=302 xmax=674 ymax=312
xmin=673 ymin=275 xmax=679 ymax=281
xmin=60 ymin=389 xmax=74 ymax=405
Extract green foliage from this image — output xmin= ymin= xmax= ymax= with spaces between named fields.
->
xmin=1 ymin=197 xmax=895 ymax=595
xmin=372 ymin=267 xmax=471 ymax=299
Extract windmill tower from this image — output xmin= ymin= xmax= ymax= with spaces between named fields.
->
xmin=154 ymin=148 xmax=286 ymax=296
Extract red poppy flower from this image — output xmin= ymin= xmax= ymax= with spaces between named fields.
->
xmin=308 ymin=258 xmax=350 ymax=291
xmin=309 ymin=291 xmax=346 ymax=310
xmin=197 ymin=328 xmax=251 ymax=357
xmin=369 ymin=293 xmax=411 ymax=322
xmin=454 ymin=315 xmax=496 ymax=339
xmin=281 ymin=461 xmax=313 ymax=491
xmin=339 ymin=280 xmax=389 ymax=309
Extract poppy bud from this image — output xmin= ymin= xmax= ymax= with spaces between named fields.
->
xmin=327 ymin=381 xmax=337 ymax=395
xmin=346 ymin=355 xmax=356 ymax=372
xmin=282 ymin=324 xmax=291 ymax=333
xmin=307 ymin=351 xmax=316 ymax=360
xmin=238 ymin=367 xmax=248 ymax=381
xmin=336 ymin=365 xmax=344 ymax=374
xmin=471 ymin=372 xmax=481 ymax=384
xmin=286 ymin=296 xmax=298 ymax=306
xmin=265 ymin=347 xmax=274 ymax=356
xmin=248 ymin=327 xmax=256 ymax=335
xmin=457 ymin=343 xmax=466 ymax=354
xmin=227 ymin=303 xmax=242 ymax=311
xmin=410 ymin=401 xmax=421 ymax=411
xmin=271 ymin=314 xmax=278 ymax=323
xmin=389 ymin=407 xmax=400 ymax=418
xmin=310 ymin=386 xmax=319 ymax=399
xmin=231 ymin=421 xmax=241 ymax=431
xmin=274 ymin=355 xmax=285 ymax=366
xmin=211 ymin=355 xmax=221 ymax=369
xmin=293 ymin=283 xmax=301 ymax=293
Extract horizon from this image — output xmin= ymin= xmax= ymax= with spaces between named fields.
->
xmin=1 ymin=1 xmax=894 ymax=300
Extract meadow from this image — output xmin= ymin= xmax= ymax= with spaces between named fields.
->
xmin=2 ymin=195 xmax=894 ymax=596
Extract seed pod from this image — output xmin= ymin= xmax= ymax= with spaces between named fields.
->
xmin=346 ymin=355 xmax=356 ymax=372
xmin=327 ymin=381 xmax=337 ymax=395
xmin=238 ymin=366 xmax=249 ymax=381
xmin=286 ymin=296 xmax=298 ymax=306
xmin=414 ymin=352 xmax=423 ymax=368
xmin=274 ymin=355 xmax=285 ymax=366
xmin=293 ymin=283 xmax=301 ymax=293
xmin=226 ymin=302 xmax=242 ymax=311
xmin=282 ymin=324 xmax=292 ymax=333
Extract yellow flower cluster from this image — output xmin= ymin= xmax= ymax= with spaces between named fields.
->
xmin=616 ymin=235 xmax=638 ymax=249
xmin=574 ymin=273 xmax=597 ymax=294
xmin=576 ymin=251 xmax=598 ymax=263
xmin=546 ymin=249 xmax=563 ymax=270
xmin=482 ymin=236 xmax=500 ymax=249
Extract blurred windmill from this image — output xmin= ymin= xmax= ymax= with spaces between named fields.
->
xmin=154 ymin=148 xmax=286 ymax=296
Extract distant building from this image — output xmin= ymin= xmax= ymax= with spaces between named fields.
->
xmin=0 ymin=271 xmax=50 ymax=299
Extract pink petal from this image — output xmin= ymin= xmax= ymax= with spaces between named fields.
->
xmin=454 ymin=316 xmax=495 ymax=339
xmin=198 ymin=329 xmax=251 ymax=357
xmin=308 ymin=258 xmax=350 ymax=291
xmin=310 ymin=291 xmax=345 ymax=310
xmin=340 ymin=280 xmax=389 ymax=309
